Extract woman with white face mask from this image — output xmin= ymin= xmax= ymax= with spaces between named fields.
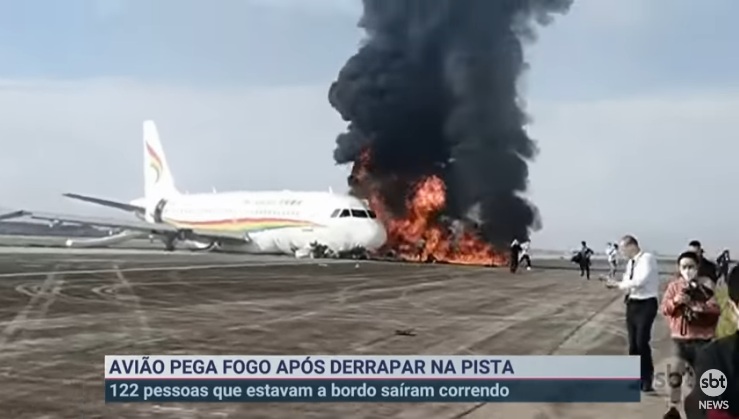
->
xmin=660 ymin=251 xmax=721 ymax=417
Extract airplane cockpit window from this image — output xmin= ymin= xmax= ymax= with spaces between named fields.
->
xmin=332 ymin=208 xmax=376 ymax=218
xmin=351 ymin=209 xmax=369 ymax=218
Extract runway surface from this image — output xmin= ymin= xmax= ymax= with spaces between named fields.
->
xmin=0 ymin=249 xmax=678 ymax=419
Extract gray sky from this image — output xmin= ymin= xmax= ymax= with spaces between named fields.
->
xmin=0 ymin=0 xmax=737 ymax=254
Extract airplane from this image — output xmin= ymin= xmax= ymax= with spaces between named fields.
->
xmin=6 ymin=120 xmax=387 ymax=257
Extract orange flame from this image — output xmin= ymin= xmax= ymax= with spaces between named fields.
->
xmin=351 ymin=150 xmax=507 ymax=266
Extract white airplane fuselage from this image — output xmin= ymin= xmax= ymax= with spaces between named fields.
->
xmin=45 ymin=120 xmax=387 ymax=257
xmin=129 ymin=190 xmax=387 ymax=255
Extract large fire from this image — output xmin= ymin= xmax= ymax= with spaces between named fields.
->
xmin=351 ymin=151 xmax=507 ymax=266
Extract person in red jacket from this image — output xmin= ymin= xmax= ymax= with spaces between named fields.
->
xmin=661 ymin=251 xmax=722 ymax=418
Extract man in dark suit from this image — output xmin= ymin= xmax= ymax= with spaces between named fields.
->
xmin=577 ymin=241 xmax=594 ymax=279
xmin=509 ymin=240 xmax=522 ymax=273
xmin=684 ymin=265 xmax=739 ymax=419
xmin=717 ymin=250 xmax=731 ymax=283
xmin=689 ymin=240 xmax=719 ymax=284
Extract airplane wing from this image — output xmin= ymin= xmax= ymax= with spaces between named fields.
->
xmin=17 ymin=211 xmax=251 ymax=244
xmin=0 ymin=210 xmax=26 ymax=221
xmin=63 ymin=193 xmax=145 ymax=214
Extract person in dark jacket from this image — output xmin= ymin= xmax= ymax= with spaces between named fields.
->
xmin=683 ymin=265 xmax=739 ymax=419
xmin=577 ymin=241 xmax=594 ymax=279
xmin=689 ymin=240 xmax=718 ymax=284
xmin=509 ymin=239 xmax=522 ymax=273
xmin=717 ymin=250 xmax=731 ymax=284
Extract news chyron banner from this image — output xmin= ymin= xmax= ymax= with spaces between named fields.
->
xmin=105 ymin=355 xmax=640 ymax=403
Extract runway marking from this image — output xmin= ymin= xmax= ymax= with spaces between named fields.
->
xmin=113 ymin=265 xmax=152 ymax=340
xmin=0 ymin=270 xmax=468 ymax=336
xmin=0 ymin=266 xmax=65 ymax=347
xmin=0 ymin=260 xmax=358 ymax=279
xmin=16 ymin=264 xmax=454 ymax=287
xmin=38 ymin=278 xmax=64 ymax=319
xmin=448 ymin=291 xmax=627 ymax=419
xmin=135 ymin=270 xmax=472 ymax=340
xmin=420 ymin=289 xmax=587 ymax=356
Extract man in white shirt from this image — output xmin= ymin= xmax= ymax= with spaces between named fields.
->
xmin=520 ymin=241 xmax=532 ymax=270
xmin=606 ymin=235 xmax=660 ymax=392
xmin=606 ymin=242 xmax=619 ymax=279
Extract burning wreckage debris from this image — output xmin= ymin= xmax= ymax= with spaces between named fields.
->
xmin=349 ymin=154 xmax=505 ymax=266
xmin=309 ymin=242 xmax=370 ymax=260
xmin=328 ymin=0 xmax=570 ymax=266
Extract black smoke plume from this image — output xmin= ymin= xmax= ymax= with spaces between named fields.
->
xmin=329 ymin=0 xmax=572 ymax=247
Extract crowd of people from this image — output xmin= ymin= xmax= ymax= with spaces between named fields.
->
xmin=597 ymin=236 xmax=738 ymax=419
xmin=505 ymin=236 xmax=737 ymax=418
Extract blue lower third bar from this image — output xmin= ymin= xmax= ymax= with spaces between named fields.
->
xmin=105 ymin=379 xmax=641 ymax=403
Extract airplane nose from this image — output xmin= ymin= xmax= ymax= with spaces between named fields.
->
xmin=365 ymin=221 xmax=387 ymax=250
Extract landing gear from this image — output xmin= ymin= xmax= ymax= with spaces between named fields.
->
xmin=162 ymin=230 xmax=191 ymax=252
xmin=294 ymin=247 xmax=312 ymax=259
xmin=163 ymin=235 xmax=177 ymax=252
xmin=307 ymin=242 xmax=339 ymax=259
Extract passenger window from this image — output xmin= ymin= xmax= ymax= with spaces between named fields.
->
xmin=339 ymin=209 xmax=351 ymax=218
xmin=330 ymin=209 xmax=341 ymax=218
xmin=351 ymin=209 xmax=369 ymax=218
xmin=367 ymin=210 xmax=377 ymax=219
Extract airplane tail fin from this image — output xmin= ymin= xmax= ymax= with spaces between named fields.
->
xmin=143 ymin=120 xmax=179 ymax=200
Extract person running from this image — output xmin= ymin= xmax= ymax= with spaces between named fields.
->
xmin=509 ymin=239 xmax=522 ymax=273
xmin=577 ymin=241 xmax=594 ymax=280
xmin=519 ymin=240 xmax=532 ymax=270
xmin=606 ymin=242 xmax=619 ymax=279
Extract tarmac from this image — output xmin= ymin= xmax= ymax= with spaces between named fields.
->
xmin=0 ymin=242 xmax=684 ymax=419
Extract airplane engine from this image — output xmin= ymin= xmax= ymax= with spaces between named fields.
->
xmin=65 ymin=230 xmax=145 ymax=248
xmin=180 ymin=240 xmax=218 ymax=252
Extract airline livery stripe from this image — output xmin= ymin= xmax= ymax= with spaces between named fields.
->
xmin=146 ymin=143 xmax=163 ymax=169
xmin=171 ymin=218 xmax=316 ymax=225
xmin=164 ymin=217 xmax=321 ymax=231
xmin=146 ymin=143 xmax=163 ymax=183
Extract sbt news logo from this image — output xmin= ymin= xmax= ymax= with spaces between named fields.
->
xmin=699 ymin=369 xmax=729 ymax=410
